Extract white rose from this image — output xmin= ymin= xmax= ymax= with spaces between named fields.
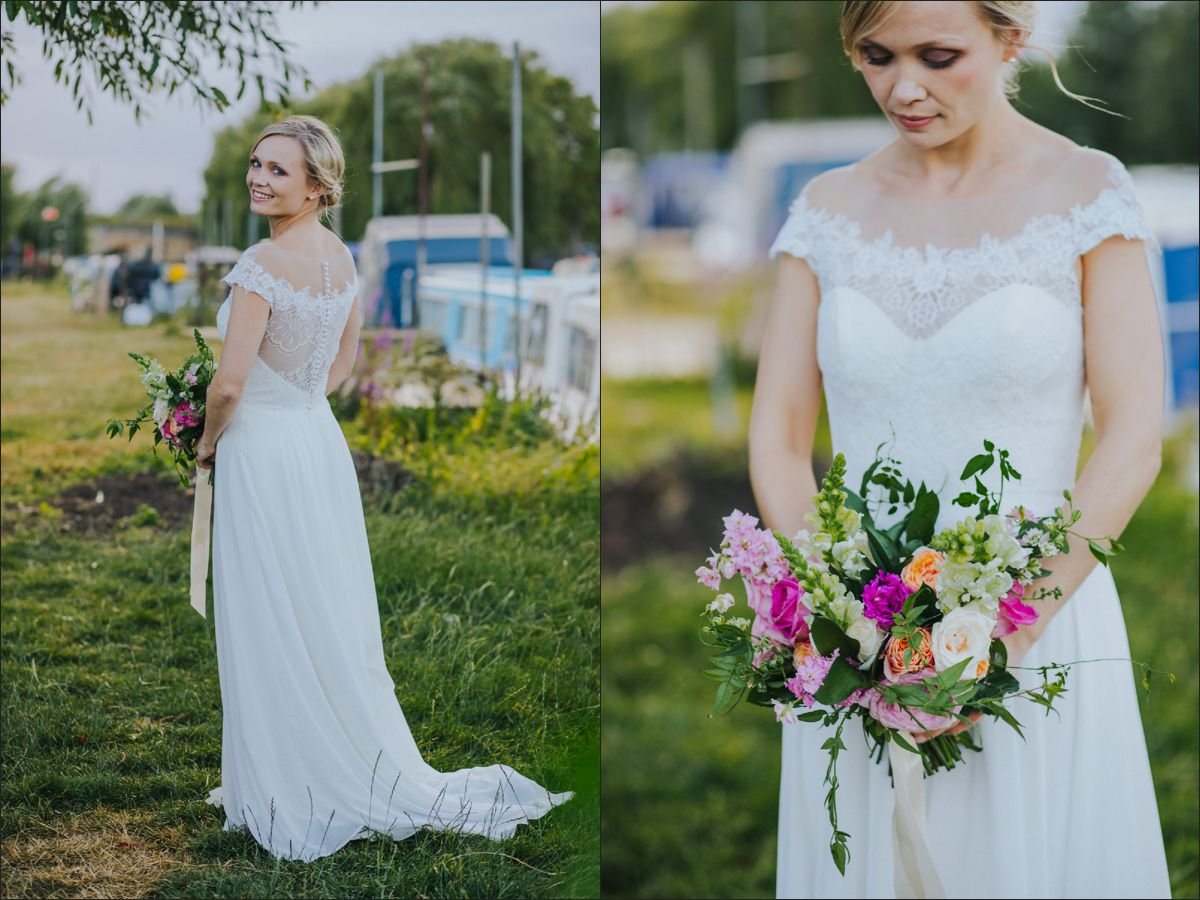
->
xmin=931 ymin=607 xmax=994 ymax=680
xmin=845 ymin=614 xmax=883 ymax=662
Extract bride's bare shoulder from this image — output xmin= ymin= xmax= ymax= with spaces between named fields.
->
xmin=801 ymin=162 xmax=876 ymax=218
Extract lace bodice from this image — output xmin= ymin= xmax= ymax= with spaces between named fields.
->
xmin=218 ymin=242 xmax=358 ymax=410
xmin=768 ymin=148 xmax=1154 ymax=523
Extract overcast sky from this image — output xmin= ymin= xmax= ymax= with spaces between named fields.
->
xmin=1 ymin=1 xmax=600 ymax=214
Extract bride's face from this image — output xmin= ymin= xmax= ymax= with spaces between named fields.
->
xmin=853 ymin=1 xmax=1015 ymax=148
xmin=246 ymin=135 xmax=322 ymax=216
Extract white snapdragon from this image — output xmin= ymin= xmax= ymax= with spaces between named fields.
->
xmin=152 ymin=398 xmax=170 ymax=429
xmin=831 ymin=531 xmax=871 ymax=579
xmin=982 ymin=515 xmax=1030 ymax=569
xmin=937 ymin=557 xmax=1013 ymax=614
xmin=707 ymin=593 xmax=735 ymax=614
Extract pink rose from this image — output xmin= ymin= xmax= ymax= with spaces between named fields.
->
xmin=768 ymin=577 xmax=811 ymax=644
xmin=860 ymin=667 xmax=960 ymax=732
xmin=992 ymin=583 xmax=1038 ymax=638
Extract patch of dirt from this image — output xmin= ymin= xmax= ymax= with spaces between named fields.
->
xmin=602 ymin=450 xmax=757 ymax=571
xmin=601 ymin=448 xmax=831 ymax=571
xmin=0 ymin=808 xmax=197 ymax=899
xmin=2 ymin=453 xmax=416 ymax=536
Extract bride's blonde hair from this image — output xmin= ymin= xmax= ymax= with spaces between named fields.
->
xmin=838 ymin=1 xmax=1112 ymax=112
xmin=252 ymin=115 xmax=345 ymax=218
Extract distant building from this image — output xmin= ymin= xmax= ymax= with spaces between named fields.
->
xmin=86 ymin=221 xmax=200 ymax=262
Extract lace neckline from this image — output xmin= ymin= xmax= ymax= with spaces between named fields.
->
xmin=242 ymin=246 xmax=357 ymax=301
xmin=794 ymin=149 xmax=1141 ymax=260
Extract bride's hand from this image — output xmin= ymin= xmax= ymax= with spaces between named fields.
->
xmin=912 ymin=626 xmax=1042 ymax=744
xmin=195 ymin=436 xmax=217 ymax=469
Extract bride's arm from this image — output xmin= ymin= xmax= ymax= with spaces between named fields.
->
xmin=1008 ymin=234 xmax=1164 ymax=662
xmin=748 ymin=254 xmax=824 ymax=537
xmin=325 ymin=295 xmax=363 ymax=396
xmin=195 ymin=288 xmax=270 ymax=465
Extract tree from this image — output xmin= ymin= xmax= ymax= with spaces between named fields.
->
xmin=200 ymin=39 xmax=599 ymax=264
xmin=116 ymin=193 xmax=180 ymax=220
xmin=4 ymin=171 xmax=90 ymax=258
xmin=1 ymin=1 xmax=317 ymax=124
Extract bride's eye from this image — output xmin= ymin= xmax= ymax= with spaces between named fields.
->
xmin=923 ymin=50 xmax=959 ymax=69
xmin=862 ymin=47 xmax=892 ymax=67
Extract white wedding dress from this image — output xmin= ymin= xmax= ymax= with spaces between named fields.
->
xmin=768 ymin=148 xmax=1171 ymax=898
xmin=203 ymin=241 xmax=571 ymax=861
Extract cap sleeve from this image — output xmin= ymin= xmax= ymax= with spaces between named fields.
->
xmin=768 ymin=186 xmax=820 ymax=264
xmin=1072 ymin=154 xmax=1157 ymax=257
xmin=221 ymin=245 xmax=276 ymax=308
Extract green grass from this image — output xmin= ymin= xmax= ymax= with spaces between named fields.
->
xmin=1 ymin=281 xmax=599 ymax=898
xmin=599 ymin=373 xmax=1199 ymax=900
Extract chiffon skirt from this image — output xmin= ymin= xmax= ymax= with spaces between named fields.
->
xmin=205 ymin=398 xmax=571 ymax=861
xmin=776 ymin=563 xmax=1170 ymax=899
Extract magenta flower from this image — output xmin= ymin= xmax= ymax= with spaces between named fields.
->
xmin=862 ymin=570 xmax=912 ymax=628
xmin=767 ymin=576 xmax=811 ymax=644
xmin=992 ymin=582 xmax=1038 ymax=638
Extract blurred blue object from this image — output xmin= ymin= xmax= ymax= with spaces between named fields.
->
xmin=641 ymin=152 xmax=729 ymax=229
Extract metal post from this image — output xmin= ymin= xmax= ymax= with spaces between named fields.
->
xmin=416 ymin=57 xmax=430 ymax=329
xmin=511 ymin=41 xmax=524 ymax=384
xmin=480 ymin=151 xmax=491 ymax=369
xmin=373 ymin=67 xmax=383 ymax=220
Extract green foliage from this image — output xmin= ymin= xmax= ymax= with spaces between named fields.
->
xmin=1018 ymin=0 xmax=1199 ymax=166
xmin=602 ymin=0 xmax=1198 ymax=166
xmin=200 ymin=39 xmax=599 ymax=262
xmin=1 ymin=0 xmax=316 ymax=124
xmin=115 ymin=193 xmax=181 ymax=221
xmin=601 ymin=0 xmax=877 ymax=153
xmin=1 ymin=167 xmax=90 ymax=258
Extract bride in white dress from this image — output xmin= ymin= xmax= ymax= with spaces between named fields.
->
xmin=193 ymin=115 xmax=571 ymax=862
xmin=751 ymin=2 xmax=1171 ymax=897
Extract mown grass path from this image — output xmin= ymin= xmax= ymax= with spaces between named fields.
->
xmin=1 ymin=282 xmax=599 ymax=898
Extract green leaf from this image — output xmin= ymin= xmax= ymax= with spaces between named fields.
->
xmin=810 ymin=615 xmax=860 ymax=659
xmin=983 ymin=439 xmax=995 ymax=452
xmin=891 ymin=731 xmax=919 ymax=754
xmin=813 ymin=656 xmax=870 ymax=706
xmin=864 ymin=521 xmax=899 ymax=572
xmin=905 ymin=487 xmax=939 ymax=546
xmin=1087 ymin=540 xmax=1112 ymax=566
xmin=992 ymin=703 xmax=1026 ymax=739
xmin=795 ymin=709 xmax=826 ymax=723
xmin=900 ymin=584 xmax=938 ymax=626
xmin=952 ymin=490 xmax=977 ymax=508
xmin=830 ymin=839 xmax=848 ymax=875
xmin=989 ymin=637 xmax=1008 ymax=670
xmin=4 ymin=1 xmax=18 ymax=23
xmin=960 ymin=452 xmax=993 ymax=481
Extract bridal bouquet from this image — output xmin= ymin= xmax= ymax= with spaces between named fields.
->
xmin=106 ymin=329 xmax=216 ymax=486
xmin=697 ymin=441 xmax=1122 ymax=873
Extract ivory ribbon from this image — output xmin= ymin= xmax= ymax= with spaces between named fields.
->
xmin=889 ymin=735 xmax=945 ymax=899
xmin=188 ymin=466 xmax=213 ymax=618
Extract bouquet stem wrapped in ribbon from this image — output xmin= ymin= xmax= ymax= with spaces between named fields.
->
xmin=698 ymin=441 xmax=1126 ymax=889
xmin=107 ymin=329 xmax=217 ymax=617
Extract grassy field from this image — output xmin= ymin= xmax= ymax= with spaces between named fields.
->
xmin=600 ymin=372 xmax=1199 ymax=899
xmin=0 ymin=281 xmax=599 ymax=898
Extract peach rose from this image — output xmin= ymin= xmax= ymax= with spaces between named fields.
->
xmin=901 ymin=547 xmax=945 ymax=593
xmin=930 ymin=607 xmax=993 ymax=680
xmin=882 ymin=627 xmax=934 ymax=681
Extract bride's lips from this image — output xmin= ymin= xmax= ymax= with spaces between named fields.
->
xmin=896 ymin=114 xmax=937 ymax=130
xmin=250 ymin=190 xmax=275 ymax=203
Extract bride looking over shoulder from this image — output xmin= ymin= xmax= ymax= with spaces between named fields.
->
xmin=194 ymin=115 xmax=571 ymax=863
xmin=752 ymin=1 xmax=1171 ymax=896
